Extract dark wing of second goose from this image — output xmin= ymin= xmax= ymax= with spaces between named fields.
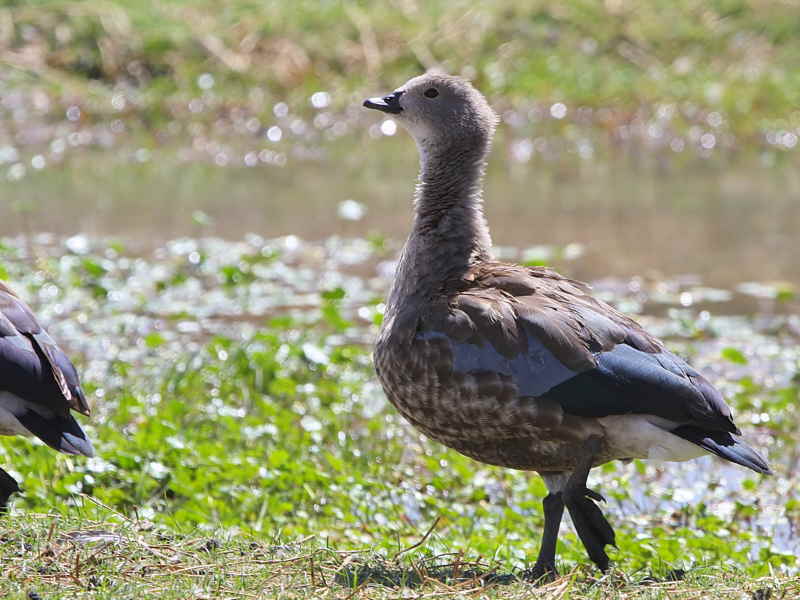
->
xmin=418 ymin=263 xmax=769 ymax=473
xmin=0 ymin=282 xmax=93 ymax=457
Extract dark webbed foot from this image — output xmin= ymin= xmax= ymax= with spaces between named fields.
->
xmin=522 ymin=560 xmax=558 ymax=584
xmin=560 ymin=438 xmax=616 ymax=572
xmin=0 ymin=468 xmax=21 ymax=513
xmin=563 ymin=486 xmax=616 ymax=572
xmin=532 ymin=439 xmax=615 ymax=578
xmin=583 ymin=488 xmax=606 ymax=503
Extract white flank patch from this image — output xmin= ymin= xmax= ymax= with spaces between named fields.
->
xmin=599 ymin=414 xmax=707 ymax=463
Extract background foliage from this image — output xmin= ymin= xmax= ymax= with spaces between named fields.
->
xmin=1 ymin=1 xmax=799 ymax=598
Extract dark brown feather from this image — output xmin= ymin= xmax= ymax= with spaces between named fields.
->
xmin=0 ymin=281 xmax=90 ymax=416
xmin=445 ymin=262 xmax=662 ymax=370
xmin=375 ymin=260 xmax=736 ymax=470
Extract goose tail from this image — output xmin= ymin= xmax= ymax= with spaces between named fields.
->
xmin=672 ymin=425 xmax=771 ymax=475
xmin=16 ymin=410 xmax=94 ymax=457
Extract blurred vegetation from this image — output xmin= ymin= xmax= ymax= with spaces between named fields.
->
xmin=2 ymin=3 xmax=800 ymax=597
xmin=3 ymin=0 xmax=800 ymax=136
xmin=0 ymin=233 xmax=797 ymax=599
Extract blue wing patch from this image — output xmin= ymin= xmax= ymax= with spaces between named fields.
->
xmin=417 ymin=330 xmax=577 ymax=396
xmin=418 ymin=329 xmax=734 ymax=432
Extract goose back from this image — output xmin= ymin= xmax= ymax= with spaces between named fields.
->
xmin=374 ymin=262 xmax=739 ymax=471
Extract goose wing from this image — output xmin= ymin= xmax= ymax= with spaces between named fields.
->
xmin=419 ymin=263 xmax=739 ymax=435
xmin=0 ymin=281 xmax=89 ymax=416
xmin=0 ymin=281 xmax=93 ymax=456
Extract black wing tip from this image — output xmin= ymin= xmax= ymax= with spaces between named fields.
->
xmin=58 ymin=432 xmax=95 ymax=458
xmin=672 ymin=425 xmax=772 ymax=475
xmin=72 ymin=386 xmax=92 ymax=417
xmin=15 ymin=411 xmax=95 ymax=458
xmin=727 ymin=445 xmax=772 ymax=475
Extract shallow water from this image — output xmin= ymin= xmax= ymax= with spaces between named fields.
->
xmin=1 ymin=137 xmax=799 ymax=293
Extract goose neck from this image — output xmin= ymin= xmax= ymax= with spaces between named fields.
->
xmin=386 ymin=138 xmax=493 ymax=311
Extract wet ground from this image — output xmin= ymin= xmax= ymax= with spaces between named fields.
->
xmin=1 ymin=231 xmax=797 ymax=568
xmin=1 ymin=89 xmax=799 ymax=573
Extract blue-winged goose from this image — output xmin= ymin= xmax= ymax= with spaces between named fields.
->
xmin=364 ymin=73 xmax=771 ymax=579
xmin=0 ymin=281 xmax=93 ymax=510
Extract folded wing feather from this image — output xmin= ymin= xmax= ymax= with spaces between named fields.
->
xmin=420 ymin=263 xmax=738 ymax=434
xmin=0 ymin=282 xmax=90 ymax=416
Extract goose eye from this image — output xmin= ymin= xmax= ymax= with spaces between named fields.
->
xmin=424 ymin=88 xmax=439 ymax=98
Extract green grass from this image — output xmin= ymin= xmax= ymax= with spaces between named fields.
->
xmin=2 ymin=512 xmax=799 ymax=599
xmin=0 ymin=234 xmax=798 ymax=597
xmin=4 ymin=0 xmax=800 ymax=137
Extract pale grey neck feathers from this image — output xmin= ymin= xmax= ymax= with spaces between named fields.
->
xmin=387 ymin=133 xmax=493 ymax=311
xmin=414 ymin=134 xmax=493 ymax=259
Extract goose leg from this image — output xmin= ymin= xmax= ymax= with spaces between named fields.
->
xmin=524 ymin=490 xmax=565 ymax=582
xmin=0 ymin=467 xmax=20 ymax=513
xmin=562 ymin=437 xmax=616 ymax=572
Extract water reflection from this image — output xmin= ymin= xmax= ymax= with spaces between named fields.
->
xmin=2 ymin=79 xmax=799 ymax=292
xmin=1 ymin=144 xmax=798 ymax=292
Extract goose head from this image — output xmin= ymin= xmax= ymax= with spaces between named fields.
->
xmin=364 ymin=72 xmax=498 ymax=154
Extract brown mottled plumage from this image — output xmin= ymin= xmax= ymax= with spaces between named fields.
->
xmin=377 ymin=262 xmax=645 ymax=470
xmin=364 ymin=73 xmax=770 ymax=580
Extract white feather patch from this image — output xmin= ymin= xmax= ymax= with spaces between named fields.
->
xmin=599 ymin=414 xmax=707 ymax=463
